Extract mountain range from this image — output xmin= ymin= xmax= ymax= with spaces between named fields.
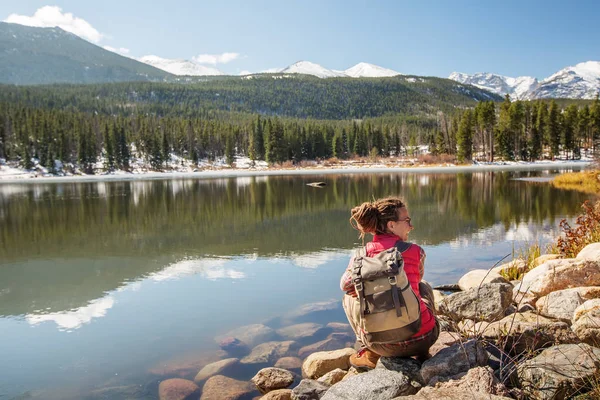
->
xmin=449 ymin=61 xmax=600 ymax=100
xmin=1 ymin=21 xmax=599 ymax=101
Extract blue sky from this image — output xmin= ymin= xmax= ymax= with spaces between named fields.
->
xmin=1 ymin=0 xmax=599 ymax=78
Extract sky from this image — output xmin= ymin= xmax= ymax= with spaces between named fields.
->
xmin=1 ymin=0 xmax=599 ymax=78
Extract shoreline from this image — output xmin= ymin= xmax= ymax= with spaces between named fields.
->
xmin=0 ymin=159 xmax=592 ymax=185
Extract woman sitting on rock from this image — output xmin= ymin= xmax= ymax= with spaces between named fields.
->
xmin=340 ymin=197 xmax=439 ymax=370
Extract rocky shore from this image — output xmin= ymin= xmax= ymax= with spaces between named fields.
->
xmin=109 ymin=243 xmax=600 ymax=400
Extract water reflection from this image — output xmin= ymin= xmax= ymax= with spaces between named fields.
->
xmin=27 ymin=296 xmax=115 ymax=331
xmin=150 ymin=257 xmax=247 ymax=282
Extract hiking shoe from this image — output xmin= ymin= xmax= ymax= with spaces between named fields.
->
xmin=349 ymin=348 xmax=380 ymax=370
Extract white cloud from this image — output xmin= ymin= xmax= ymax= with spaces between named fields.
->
xmin=150 ymin=257 xmax=246 ymax=281
xmin=103 ymin=45 xmax=131 ymax=56
xmin=4 ymin=6 xmax=103 ymax=43
xmin=27 ymin=296 xmax=115 ymax=331
xmin=193 ymin=52 xmax=240 ymax=65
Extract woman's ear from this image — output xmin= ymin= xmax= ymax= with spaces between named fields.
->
xmin=386 ymin=220 xmax=395 ymax=233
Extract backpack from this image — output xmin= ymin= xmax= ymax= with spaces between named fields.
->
xmin=350 ymin=241 xmax=422 ymax=344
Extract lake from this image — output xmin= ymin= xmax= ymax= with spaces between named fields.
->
xmin=0 ymin=166 xmax=594 ymax=399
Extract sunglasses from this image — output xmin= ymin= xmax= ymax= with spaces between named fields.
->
xmin=398 ymin=217 xmax=412 ymax=225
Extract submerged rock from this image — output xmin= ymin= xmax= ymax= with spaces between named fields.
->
xmin=275 ymin=356 xmax=303 ymax=370
xmin=298 ymin=333 xmax=351 ymax=358
xmin=193 ymin=358 xmax=239 ymax=383
xmin=158 ymin=379 xmax=200 ymax=400
xmin=215 ymin=324 xmax=276 ymax=348
xmin=241 ymin=341 xmax=297 ymax=365
xmin=200 ymin=375 xmax=257 ymax=400
xmin=276 ymin=323 xmax=329 ymax=341
xmin=219 ymin=337 xmax=250 ymax=357
xmin=251 ymin=367 xmax=295 ymax=394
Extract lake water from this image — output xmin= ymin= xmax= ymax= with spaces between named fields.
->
xmin=0 ymin=167 xmax=594 ymax=399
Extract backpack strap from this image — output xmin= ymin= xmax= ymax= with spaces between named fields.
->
xmin=394 ymin=240 xmax=412 ymax=253
xmin=351 ymin=246 xmax=368 ymax=317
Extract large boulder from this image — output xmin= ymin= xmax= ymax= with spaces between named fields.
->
xmin=200 ymin=375 xmax=257 ymax=400
xmin=291 ymin=379 xmax=330 ymax=400
xmin=193 ymin=358 xmax=239 ymax=383
xmin=376 ymin=357 xmax=423 ymax=385
xmin=536 ymin=287 xmax=600 ymax=322
xmin=518 ymin=343 xmax=600 ymax=400
xmin=458 ymin=269 xmax=510 ymax=291
xmin=571 ymin=303 xmax=600 ymax=345
xmin=397 ymin=388 xmax=512 ymax=399
xmin=420 ymin=339 xmax=488 ymax=384
xmin=241 ymin=341 xmax=297 ymax=365
xmin=321 ymin=369 xmax=419 ymax=400
xmin=573 ymin=298 xmax=600 ymax=323
xmin=316 ymin=368 xmax=347 ymax=385
xmin=576 ymin=242 xmax=600 ymax=261
xmin=301 ymin=348 xmax=355 ymax=379
xmin=158 ymin=379 xmax=200 ymax=400
xmin=427 ymin=331 xmax=461 ymax=358
xmin=251 ymin=367 xmax=295 ymax=394
xmin=438 ymin=283 xmax=513 ymax=322
xmin=518 ymin=258 xmax=600 ymax=300
xmin=215 ymin=324 xmax=276 ymax=347
xmin=400 ymin=367 xmax=510 ymax=399
xmin=263 ymin=389 xmax=293 ymax=400
xmin=472 ymin=311 xmax=579 ymax=355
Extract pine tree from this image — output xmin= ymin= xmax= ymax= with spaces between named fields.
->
xmin=562 ymin=104 xmax=578 ymax=159
xmin=103 ymin=124 xmax=116 ymax=171
xmin=457 ymin=109 xmax=474 ymax=163
xmin=225 ymin=134 xmax=234 ymax=166
xmin=547 ymin=100 xmax=561 ymax=159
xmin=591 ymin=94 xmax=600 ymax=156
xmin=496 ymin=95 xmax=514 ymax=160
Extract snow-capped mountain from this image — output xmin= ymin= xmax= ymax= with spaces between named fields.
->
xmin=448 ymin=72 xmax=538 ymax=100
xmin=529 ymin=61 xmax=600 ymax=100
xmin=262 ymin=61 xmax=401 ymax=79
xmin=279 ymin=61 xmax=347 ymax=78
xmin=449 ymin=61 xmax=600 ymax=100
xmin=344 ymin=62 xmax=401 ymax=78
xmin=138 ymin=55 xmax=224 ymax=76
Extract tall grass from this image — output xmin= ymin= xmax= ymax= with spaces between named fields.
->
xmin=552 ymin=170 xmax=600 ymax=194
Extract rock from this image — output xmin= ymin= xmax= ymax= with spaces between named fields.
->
xmin=432 ymin=290 xmax=446 ymax=311
xmin=86 ymin=384 xmax=149 ymax=399
xmin=276 ymin=323 xmax=328 ymax=341
xmin=518 ymin=258 xmax=600 ymax=300
xmin=571 ymin=304 xmax=600 ymax=345
xmin=456 ymin=319 xmax=476 ymax=335
xmin=301 ymin=348 xmax=355 ymax=379
xmin=438 ymin=283 xmax=513 ymax=322
xmin=325 ymin=322 xmax=353 ymax=334
xmin=252 ymin=367 xmax=295 ymax=394
xmin=200 ymin=375 xmax=257 ymax=400
xmin=416 ymin=366 xmax=510 ymax=398
xmin=473 ymin=311 xmax=579 ymax=355
xmin=286 ymin=300 xmax=342 ymax=324
xmin=518 ymin=343 xmax=600 ymax=400
xmin=262 ymin=389 xmax=293 ymax=400
xmin=573 ymin=298 xmax=600 ymax=323
xmin=298 ymin=334 xmax=348 ymax=358
xmin=420 ymin=339 xmax=488 ymax=384
xmin=321 ymin=369 xmax=418 ymax=399
xmin=492 ymin=259 xmax=527 ymax=277
xmin=275 ymin=357 xmax=303 ymax=370
xmin=376 ymin=356 xmax=423 ymax=384
xmin=219 ymin=337 xmax=250 ymax=357
xmin=427 ymin=331 xmax=461 ymax=357
xmin=536 ymin=286 xmax=600 ymax=322
xmin=158 ymin=379 xmax=200 ymax=400
xmin=433 ymin=283 xmax=460 ymax=292
xmin=216 ymin=324 xmax=276 ymax=348
xmin=398 ymin=388 xmax=512 ymax=399
xmin=291 ymin=379 xmax=330 ymax=400
xmin=242 ymin=341 xmax=297 ymax=365
xmin=341 ymin=367 xmax=359 ymax=381
xmin=317 ymin=368 xmax=346 ymax=385
xmin=193 ymin=358 xmax=239 ymax=383
xmin=576 ymin=242 xmax=600 ymax=261
xmin=458 ymin=269 xmax=510 ymax=291
xmin=533 ymin=253 xmax=561 ymax=266
xmin=148 ymin=352 xmax=221 ymax=377
xmin=517 ymin=303 xmax=535 ymax=313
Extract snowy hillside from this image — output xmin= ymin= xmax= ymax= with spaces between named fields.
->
xmin=139 ymin=55 xmax=224 ymax=76
xmin=449 ymin=61 xmax=600 ymax=100
xmin=344 ymin=62 xmax=401 ymax=78
xmin=280 ymin=61 xmax=347 ymax=78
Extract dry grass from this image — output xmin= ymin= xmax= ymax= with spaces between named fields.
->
xmin=417 ymin=153 xmax=457 ymax=165
xmin=499 ymin=242 xmax=544 ymax=281
xmin=551 ymin=200 xmax=600 ymax=258
xmin=552 ymin=170 xmax=600 ymax=194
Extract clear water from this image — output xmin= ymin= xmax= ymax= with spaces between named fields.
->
xmin=0 ymin=167 xmax=594 ymax=399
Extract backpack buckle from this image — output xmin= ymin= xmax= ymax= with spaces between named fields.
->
xmin=388 ymin=276 xmax=397 ymax=286
xmin=354 ymin=282 xmax=364 ymax=291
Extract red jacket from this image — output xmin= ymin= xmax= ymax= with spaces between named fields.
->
xmin=340 ymin=233 xmax=436 ymax=338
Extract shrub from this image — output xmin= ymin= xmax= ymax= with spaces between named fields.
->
xmin=553 ymin=200 xmax=600 ymax=258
